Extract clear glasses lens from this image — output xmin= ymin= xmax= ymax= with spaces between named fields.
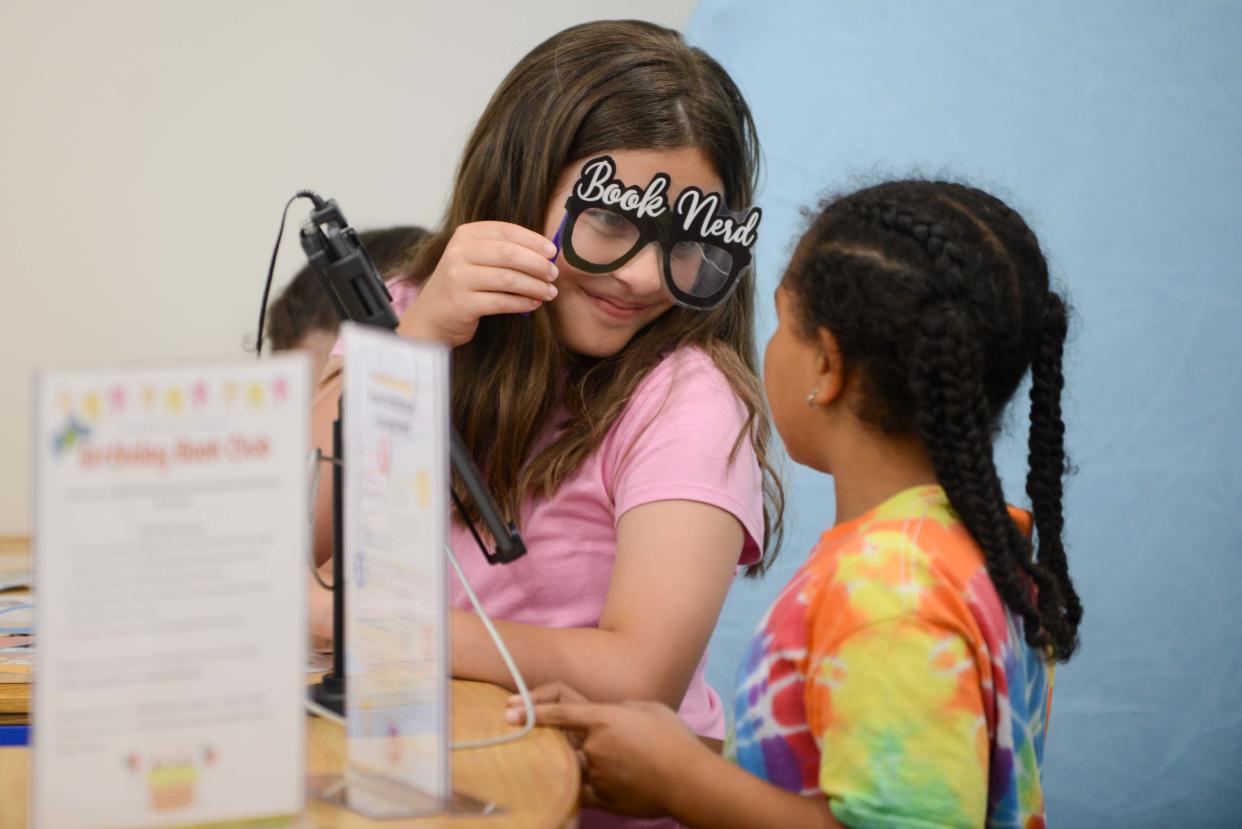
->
xmin=668 ymin=241 xmax=735 ymax=299
xmin=569 ymin=208 xmax=642 ymax=267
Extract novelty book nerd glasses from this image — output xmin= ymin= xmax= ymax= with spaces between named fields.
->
xmin=552 ymin=156 xmax=763 ymax=311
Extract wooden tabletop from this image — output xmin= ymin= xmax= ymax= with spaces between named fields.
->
xmin=0 ymin=537 xmax=580 ymax=828
xmin=0 ymin=536 xmax=31 ymax=724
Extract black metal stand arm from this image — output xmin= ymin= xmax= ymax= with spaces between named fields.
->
xmin=302 ymin=196 xmax=526 ymax=715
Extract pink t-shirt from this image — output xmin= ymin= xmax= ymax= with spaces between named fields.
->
xmin=341 ymin=278 xmax=764 ymax=826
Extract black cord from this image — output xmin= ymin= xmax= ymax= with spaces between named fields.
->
xmin=452 ymin=487 xmax=499 ymax=564
xmin=255 ymin=190 xmax=325 ymax=358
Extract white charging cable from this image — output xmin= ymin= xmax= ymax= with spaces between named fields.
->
xmin=445 ymin=541 xmax=536 ymax=749
xmin=305 ymin=696 xmax=344 ymax=725
xmin=307 ymin=449 xmax=323 ymax=533
xmin=302 ymin=540 xmax=536 ymax=750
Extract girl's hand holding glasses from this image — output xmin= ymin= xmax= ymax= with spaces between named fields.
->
xmin=398 ymin=221 xmax=560 ymax=347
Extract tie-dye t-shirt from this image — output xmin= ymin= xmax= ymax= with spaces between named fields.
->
xmin=730 ymin=485 xmax=1054 ymax=829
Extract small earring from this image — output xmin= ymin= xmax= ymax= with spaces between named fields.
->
xmin=806 ymin=389 xmax=819 ymax=408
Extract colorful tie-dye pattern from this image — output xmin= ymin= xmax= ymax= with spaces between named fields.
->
xmin=731 ymin=486 xmax=1053 ymax=829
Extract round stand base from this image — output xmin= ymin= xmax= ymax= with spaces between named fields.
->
xmin=311 ymin=672 xmax=345 ymax=716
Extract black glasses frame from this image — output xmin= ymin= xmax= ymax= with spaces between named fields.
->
xmin=556 ymin=189 xmax=757 ymax=311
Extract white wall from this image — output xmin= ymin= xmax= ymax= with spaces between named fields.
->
xmin=0 ymin=0 xmax=693 ymax=533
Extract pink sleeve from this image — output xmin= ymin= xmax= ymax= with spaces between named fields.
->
xmin=603 ymin=348 xmax=765 ymax=566
xmin=328 ymin=276 xmax=421 ymax=357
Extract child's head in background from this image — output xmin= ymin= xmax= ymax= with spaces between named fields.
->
xmin=266 ymin=225 xmax=427 ymax=381
xmin=768 ymin=180 xmax=1082 ymax=660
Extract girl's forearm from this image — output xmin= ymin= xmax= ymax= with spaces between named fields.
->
xmin=665 ymin=749 xmax=841 ymax=829
xmin=451 ymin=609 xmax=692 ymax=709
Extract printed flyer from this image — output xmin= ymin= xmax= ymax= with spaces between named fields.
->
xmin=32 ymin=356 xmax=309 ymax=828
xmin=341 ymin=324 xmax=450 ymax=810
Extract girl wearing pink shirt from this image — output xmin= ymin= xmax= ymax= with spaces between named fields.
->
xmin=308 ymin=20 xmax=783 ymax=826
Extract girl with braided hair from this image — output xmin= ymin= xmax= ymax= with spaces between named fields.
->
xmin=511 ymin=180 xmax=1081 ymax=829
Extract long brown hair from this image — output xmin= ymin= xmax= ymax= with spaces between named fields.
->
xmin=410 ymin=20 xmax=783 ymax=575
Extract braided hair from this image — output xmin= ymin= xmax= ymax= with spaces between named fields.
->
xmin=784 ymin=181 xmax=1082 ymax=661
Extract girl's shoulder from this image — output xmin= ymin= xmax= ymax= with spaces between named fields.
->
xmin=601 ymin=343 xmax=764 ymax=563
xmin=601 ymin=342 xmax=755 ymax=481
xmin=802 ymin=486 xmax=1029 ymax=642
xmin=625 ymin=344 xmax=744 ymax=419
xmin=604 ymin=345 xmax=752 ymax=457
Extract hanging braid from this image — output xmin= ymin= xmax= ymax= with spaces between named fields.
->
xmin=1026 ymin=292 xmax=1082 ymax=655
xmin=784 ymin=180 xmax=1082 ymax=661
xmin=909 ymin=302 xmax=1061 ymax=656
